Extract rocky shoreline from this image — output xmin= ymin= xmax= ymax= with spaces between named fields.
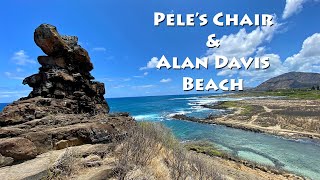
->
xmin=0 ymin=24 xmax=311 ymax=180
xmin=172 ymin=97 xmax=320 ymax=140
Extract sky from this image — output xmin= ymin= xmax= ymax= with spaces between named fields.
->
xmin=0 ymin=0 xmax=320 ymax=102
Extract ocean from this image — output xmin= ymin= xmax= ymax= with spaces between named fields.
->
xmin=1 ymin=94 xmax=320 ymax=179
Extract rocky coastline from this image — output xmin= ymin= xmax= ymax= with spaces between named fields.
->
xmin=0 ymin=24 xmax=308 ymax=180
xmin=0 ymin=24 xmax=135 ymax=170
xmin=172 ymin=97 xmax=320 ymax=140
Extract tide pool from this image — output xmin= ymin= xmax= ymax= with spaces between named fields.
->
xmin=1 ymin=94 xmax=320 ymax=179
xmin=107 ymin=94 xmax=320 ymax=179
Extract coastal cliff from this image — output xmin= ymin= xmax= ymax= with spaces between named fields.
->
xmin=0 ymin=24 xmax=134 ymax=170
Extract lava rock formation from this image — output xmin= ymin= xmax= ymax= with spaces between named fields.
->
xmin=1 ymin=24 xmax=110 ymax=125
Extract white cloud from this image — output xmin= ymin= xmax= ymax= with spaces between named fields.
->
xmin=92 ymin=47 xmax=107 ymax=52
xmin=239 ymin=53 xmax=288 ymax=84
xmin=16 ymin=68 xmax=24 ymax=72
xmin=282 ymin=0 xmax=306 ymax=19
xmin=205 ymin=19 xmax=279 ymax=64
xmin=0 ymin=89 xmax=31 ymax=101
xmin=140 ymin=57 xmax=159 ymax=70
xmin=4 ymin=72 xmax=24 ymax=80
xmin=160 ymin=78 xmax=172 ymax=83
xmin=224 ymin=33 xmax=320 ymax=86
xmin=112 ymin=85 xmax=126 ymax=89
xmin=11 ymin=50 xmax=36 ymax=66
xmin=206 ymin=18 xmax=279 ymax=80
xmin=282 ymin=0 xmax=320 ymax=19
xmin=105 ymin=56 xmax=114 ymax=60
xmin=217 ymin=69 xmax=238 ymax=77
xmin=98 ymin=77 xmax=131 ymax=82
xmin=0 ymin=90 xmax=30 ymax=95
xmin=0 ymin=95 xmax=10 ymax=98
xmin=133 ymin=72 xmax=149 ymax=78
xmin=283 ymin=33 xmax=320 ymax=72
xmin=133 ymin=75 xmax=143 ymax=78
xmin=132 ymin=85 xmax=155 ymax=89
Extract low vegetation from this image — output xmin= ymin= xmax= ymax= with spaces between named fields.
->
xmin=216 ymin=101 xmax=264 ymax=118
xmin=44 ymin=122 xmax=225 ymax=179
xmin=184 ymin=141 xmax=226 ymax=157
xmin=207 ymin=90 xmax=320 ymax=136
xmin=114 ymin=122 xmax=224 ymax=180
xmin=46 ymin=149 xmax=80 ymax=179
xmin=218 ymin=89 xmax=320 ymax=100
xmin=41 ymin=122 xmax=304 ymax=180
xmin=263 ymin=89 xmax=320 ymax=99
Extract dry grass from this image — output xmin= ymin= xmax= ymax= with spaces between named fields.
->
xmin=35 ymin=122 xmax=301 ymax=180
xmin=114 ymin=122 xmax=224 ymax=180
xmin=45 ymin=149 xmax=81 ymax=180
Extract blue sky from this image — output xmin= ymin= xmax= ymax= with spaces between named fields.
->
xmin=0 ymin=0 xmax=320 ymax=102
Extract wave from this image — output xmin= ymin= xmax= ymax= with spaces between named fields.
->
xmin=133 ymin=114 xmax=160 ymax=121
xmin=166 ymin=110 xmax=193 ymax=118
xmin=169 ymin=97 xmax=199 ymax=100
xmin=187 ymin=98 xmax=218 ymax=105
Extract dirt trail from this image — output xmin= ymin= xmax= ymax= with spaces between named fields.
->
xmin=209 ymin=99 xmax=320 ymax=139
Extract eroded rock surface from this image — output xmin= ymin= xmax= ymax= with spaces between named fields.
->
xmin=0 ymin=24 xmax=135 ymax=168
xmin=0 ymin=24 xmax=109 ymax=126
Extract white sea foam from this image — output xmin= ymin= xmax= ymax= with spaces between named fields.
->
xmin=190 ymin=106 xmax=209 ymax=112
xmin=187 ymin=98 xmax=218 ymax=106
xmin=168 ymin=96 xmax=248 ymax=118
xmin=133 ymin=114 xmax=159 ymax=121
xmin=167 ymin=110 xmax=192 ymax=118
xmin=169 ymin=97 xmax=199 ymax=100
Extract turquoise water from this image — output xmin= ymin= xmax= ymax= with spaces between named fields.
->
xmin=1 ymin=94 xmax=320 ymax=179
xmin=107 ymin=94 xmax=320 ymax=179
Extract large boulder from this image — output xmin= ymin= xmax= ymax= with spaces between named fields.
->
xmin=0 ymin=137 xmax=37 ymax=161
xmin=34 ymin=24 xmax=93 ymax=72
xmin=34 ymin=24 xmax=71 ymax=56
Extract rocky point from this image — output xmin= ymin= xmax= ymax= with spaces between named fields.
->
xmin=0 ymin=24 xmax=134 ymax=169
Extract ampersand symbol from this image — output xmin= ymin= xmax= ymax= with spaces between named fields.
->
xmin=206 ymin=34 xmax=220 ymax=48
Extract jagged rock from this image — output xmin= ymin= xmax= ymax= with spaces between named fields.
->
xmin=61 ymin=35 xmax=78 ymax=46
xmin=0 ymin=23 xmax=109 ymax=126
xmin=0 ymin=24 xmax=135 ymax=168
xmin=38 ymin=56 xmax=66 ymax=68
xmin=0 ymin=113 xmax=134 ymax=164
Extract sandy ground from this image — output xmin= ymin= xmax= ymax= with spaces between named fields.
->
xmin=74 ymin=149 xmax=303 ymax=180
xmin=205 ymin=98 xmax=320 ymax=140
xmin=208 ymin=155 xmax=302 ymax=180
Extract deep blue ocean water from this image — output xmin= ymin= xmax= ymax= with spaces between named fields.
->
xmin=1 ymin=94 xmax=320 ymax=179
